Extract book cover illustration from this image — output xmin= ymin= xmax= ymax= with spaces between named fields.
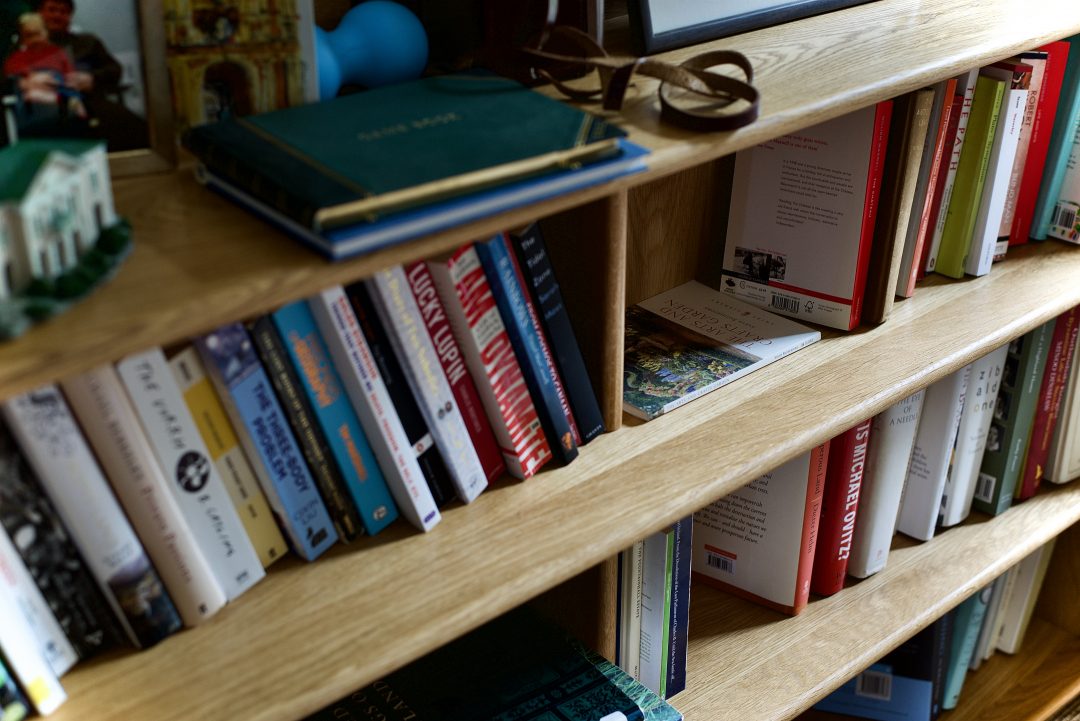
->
xmin=623 ymin=281 xmax=821 ymax=420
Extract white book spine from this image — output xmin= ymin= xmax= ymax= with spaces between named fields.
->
xmin=622 ymin=540 xmax=644 ymax=680
xmin=898 ymin=364 xmax=972 ymax=541
xmin=309 ymin=286 xmax=441 ymax=532
xmin=927 ymin=69 xmax=980 ymax=272
xmin=0 ymin=527 xmax=77 ymax=675
xmin=971 ymin=573 xmax=1008 ymax=669
xmin=0 ymin=583 xmax=66 ymax=715
xmin=997 ymin=539 xmax=1056 ymax=653
xmin=638 ymin=528 xmax=671 ymax=695
xmin=939 ymin=345 xmax=1009 ymax=527
xmin=115 ymin=350 xmax=265 ymax=602
xmin=1 ymin=386 xmax=170 ymax=647
xmin=987 ymin=563 xmax=1020 ymax=658
xmin=62 ymin=366 xmax=228 ymax=626
xmin=369 ymin=267 xmax=488 ymax=502
xmin=965 ymin=85 xmax=1028 ymax=276
xmin=847 ymin=389 xmax=926 ymax=578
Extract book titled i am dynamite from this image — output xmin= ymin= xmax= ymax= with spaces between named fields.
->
xmin=623 ymin=281 xmax=820 ymax=421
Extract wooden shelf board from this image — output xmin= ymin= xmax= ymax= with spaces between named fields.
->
xmin=49 ymin=240 xmax=1080 ymax=721
xmin=2 ymin=0 xmax=1078 ymax=399
xmin=673 ymin=485 xmax=1080 ymax=721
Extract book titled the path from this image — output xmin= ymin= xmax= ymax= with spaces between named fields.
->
xmin=623 ymin=281 xmax=821 ymax=421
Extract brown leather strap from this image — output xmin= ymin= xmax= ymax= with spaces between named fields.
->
xmin=521 ymin=26 xmax=760 ymax=131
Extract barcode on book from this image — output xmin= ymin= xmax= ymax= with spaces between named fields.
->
xmin=855 ymin=670 xmax=893 ymax=701
xmin=706 ymin=551 xmax=736 ymax=574
xmin=770 ymin=293 xmax=800 ymax=314
xmin=1051 ymin=202 xmax=1078 ymax=233
xmin=974 ymin=473 xmax=997 ymax=503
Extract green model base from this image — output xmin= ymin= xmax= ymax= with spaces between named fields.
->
xmin=0 ymin=219 xmax=133 ymax=341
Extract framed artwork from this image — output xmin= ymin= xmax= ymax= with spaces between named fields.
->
xmin=628 ymin=0 xmax=878 ymax=54
xmin=1 ymin=0 xmax=174 ymax=175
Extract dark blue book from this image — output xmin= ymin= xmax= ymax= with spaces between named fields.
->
xmin=510 ymin=223 xmax=605 ymax=445
xmin=666 ymin=516 xmax=693 ymax=698
xmin=197 ymin=323 xmax=338 ymax=561
xmin=475 ymin=233 xmax=579 ymax=465
xmin=271 ymin=302 xmax=399 ymax=536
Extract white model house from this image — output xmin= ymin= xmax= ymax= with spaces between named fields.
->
xmin=0 ymin=140 xmax=116 ymax=300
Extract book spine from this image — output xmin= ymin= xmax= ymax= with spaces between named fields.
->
xmin=1047 ymin=325 xmax=1080 ymax=484
xmin=848 ymin=390 xmax=926 ymax=578
xmin=626 ymin=539 xmax=644 ymax=680
xmin=931 ymin=611 xmax=954 ymax=720
xmin=971 ymin=574 xmax=1008 ymax=670
xmin=0 ymin=583 xmax=66 ymax=716
xmin=369 ymin=267 xmax=489 ymax=503
xmin=811 ymin=419 xmax=871 ymax=596
xmin=509 ymin=224 xmax=606 ymax=443
xmin=345 ymin=281 xmax=458 ymax=507
xmin=942 ymin=584 xmax=993 ymax=709
xmin=898 ymin=363 xmax=972 ymax=541
xmin=249 ymin=315 xmax=364 ymax=542
xmin=849 ymin=100 xmax=893 ymax=329
xmin=1017 ymin=307 xmax=1080 ymax=499
xmin=938 ymin=344 xmax=1009 ymax=527
xmin=1 ymin=387 xmax=182 ymax=649
xmin=1032 ymin=37 xmax=1080 ymax=240
xmin=997 ymin=54 xmax=1047 ymax=249
xmin=917 ymin=93 xmax=965 ymax=282
xmin=309 ymin=286 xmax=441 ymax=532
xmin=405 ymin=261 xmax=507 ymax=483
xmin=0 ymin=422 xmax=124 ymax=661
xmin=638 ymin=527 xmax=672 ymax=695
xmin=0 ymin=526 xmax=78 ymax=675
xmin=476 ymin=234 xmax=579 ymax=464
xmin=427 ymin=248 xmax=552 ymax=479
xmin=62 ymin=366 xmax=229 ymax=627
xmin=0 ymin=658 xmax=30 ymax=721
xmin=115 ymin=349 xmax=266 ymax=601
xmin=168 ymin=347 xmax=288 ymax=567
xmin=196 ymin=323 xmax=339 ymax=561
xmin=270 ymin=304 xmax=400 ymax=534
xmin=665 ymin=515 xmax=692 ymax=698
xmin=997 ymin=539 xmax=1056 ymax=653
xmin=794 ymin=442 xmax=829 ymax=614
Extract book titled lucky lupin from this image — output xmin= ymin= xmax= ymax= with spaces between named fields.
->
xmin=623 ymin=281 xmax=821 ymax=421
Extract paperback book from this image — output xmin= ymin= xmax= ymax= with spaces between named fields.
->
xmin=0 ymin=578 xmax=65 ymax=716
xmin=1047 ymin=323 xmax=1080 ymax=484
xmin=1032 ymin=33 xmax=1080 ymax=240
xmin=812 ymin=417 xmax=872 ymax=596
xmin=623 ymin=280 xmax=821 ymax=421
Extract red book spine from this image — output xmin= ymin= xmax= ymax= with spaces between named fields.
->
xmin=810 ymin=419 xmax=872 ymax=597
xmin=849 ymin=101 xmax=893 ymax=330
xmin=794 ymin=441 xmax=831 ymax=614
xmin=917 ymin=93 xmax=965 ymax=282
xmin=404 ymin=261 xmax=507 ymax=484
xmin=904 ymin=78 xmax=959 ymax=297
xmin=1017 ymin=307 xmax=1080 ymax=500
xmin=1010 ymin=40 xmax=1071 ymax=246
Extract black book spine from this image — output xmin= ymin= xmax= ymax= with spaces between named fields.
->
xmin=510 ymin=223 xmax=606 ymax=444
xmin=0 ymin=421 xmax=125 ymax=659
xmin=665 ymin=515 xmax=693 ymax=698
xmin=345 ymin=281 xmax=457 ymax=507
xmin=250 ymin=316 xmax=363 ymax=542
xmin=931 ymin=610 xmax=955 ymax=721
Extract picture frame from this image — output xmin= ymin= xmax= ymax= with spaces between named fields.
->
xmin=627 ymin=0 xmax=878 ymax=55
xmin=1 ymin=0 xmax=175 ymax=176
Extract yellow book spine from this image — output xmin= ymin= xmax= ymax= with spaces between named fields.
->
xmin=169 ymin=347 xmax=289 ymax=567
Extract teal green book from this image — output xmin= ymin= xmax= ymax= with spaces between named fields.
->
xmin=1032 ymin=33 xmax=1080 ymax=240
xmin=577 ymin=644 xmax=684 ymax=720
xmin=183 ymin=73 xmax=626 ymax=232
xmin=935 ymin=74 xmax=1005 ymax=279
xmin=942 ymin=586 xmax=992 ymax=710
xmin=973 ymin=319 xmax=1055 ymax=516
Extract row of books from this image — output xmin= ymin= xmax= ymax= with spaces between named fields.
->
xmin=814 ymin=539 xmax=1056 ymax=721
xmin=0 ymin=224 xmax=606 ymax=716
xmin=718 ymin=34 xmax=1080 ymax=331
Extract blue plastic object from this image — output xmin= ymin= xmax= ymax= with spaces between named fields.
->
xmin=315 ymin=1 xmax=429 ymax=100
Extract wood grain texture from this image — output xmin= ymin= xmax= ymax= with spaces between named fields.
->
xmin=1036 ymin=522 xmax=1080 ymax=636
xmin=676 ymin=487 xmax=1080 ymax=721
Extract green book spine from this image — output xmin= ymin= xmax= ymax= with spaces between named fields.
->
xmin=973 ymin=319 xmax=1055 ymax=515
xmin=659 ymin=530 xmax=674 ymax=698
xmin=935 ymin=75 xmax=1006 ymax=279
xmin=942 ymin=586 xmax=992 ymax=710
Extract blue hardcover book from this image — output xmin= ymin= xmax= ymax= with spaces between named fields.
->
xmin=666 ymin=515 xmax=693 ymax=698
xmin=475 ymin=233 xmax=579 ymax=465
xmin=1032 ymin=33 xmax=1080 ymax=240
xmin=196 ymin=323 xmax=338 ymax=561
xmin=271 ymin=302 xmax=398 ymax=536
xmin=942 ymin=585 xmax=993 ymax=710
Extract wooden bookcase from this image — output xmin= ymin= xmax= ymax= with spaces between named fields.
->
xmin=4 ymin=0 xmax=1079 ymax=719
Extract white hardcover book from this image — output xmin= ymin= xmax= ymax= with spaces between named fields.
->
xmin=116 ymin=349 xmax=265 ymax=601
xmin=62 ymin=366 xmax=228 ymax=625
xmin=939 ymin=345 xmax=1009 ymax=527
xmin=971 ymin=572 xmax=1008 ymax=670
xmin=897 ymin=364 xmax=972 ymax=541
xmin=638 ymin=527 xmax=673 ymax=695
xmin=1047 ymin=332 xmax=1080 ymax=483
xmin=617 ymin=540 xmax=645 ymax=678
xmin=1 ymin=386 xmax=180 ymax=648
xmin=309 ymin=286 xmax=441 ymax=532
xmin=927 ymin=69 xmax=980 ymax=273
xmin=0 ymin=584 xmax=66 ymax=715
xmin=964 ymin=78 xmax=1028 ymax=276
xmin=0 ymin=527 xmax=77 ymax=675
xmin=369 ymin=267 xmax=488 ymax=502
xmin=997 ymin=539 xmax=1056 ymax=654
xmin=847 ymin=389 xmax=925 ymax=579
xmin=985 ymin=563 xmax=1019 ymax=662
